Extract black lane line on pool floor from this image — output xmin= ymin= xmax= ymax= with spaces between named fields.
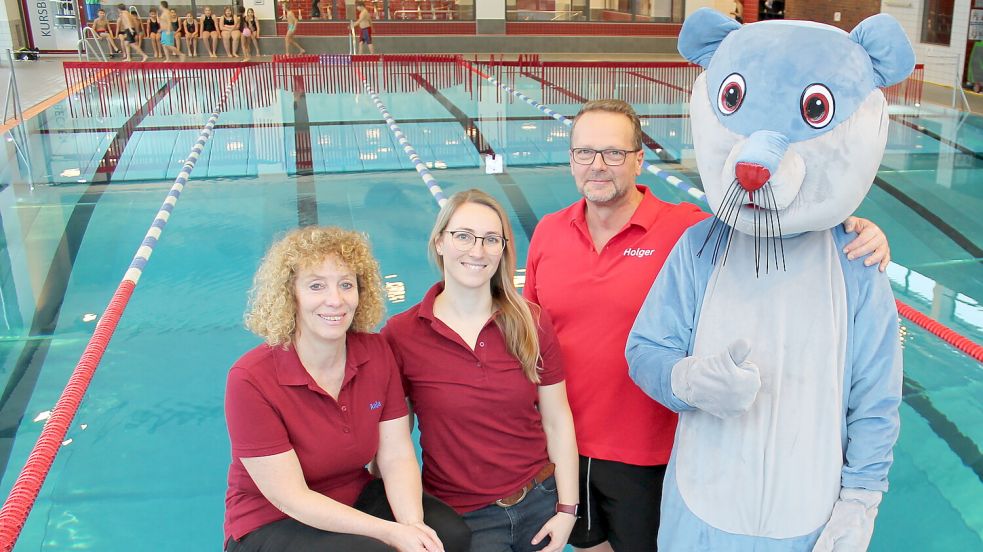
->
xmin=903 ymin=376 xmax=983 ymax=483
xmin=292 ymin=76 xmax=318 ymax=227
xmin=410 ymin=74 xmax=495 ymax=156
xmin=892 ymin=115 xmax=983 ymax=163
xmin=625 ymin=71 xmax=692 ymax=95
xmin=411 ymin=73 xmax=540 ymax=241
xmin=520 ymin=71 xmax=681 ymax=165
xmin=873 ymin=175 xmax=983 ymax=260
xmin=0 ymin=77 xmax=177 ymax=476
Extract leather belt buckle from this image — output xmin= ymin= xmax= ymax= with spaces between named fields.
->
xmin=495 ymin=485 xmax=528 ymax=507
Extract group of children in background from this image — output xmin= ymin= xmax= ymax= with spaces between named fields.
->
xmin=91 ymin=2 xmax=377 ymax=60
xmin=89 ymin=3 xmax=262 ymax=62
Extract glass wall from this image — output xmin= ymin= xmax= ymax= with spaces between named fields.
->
xmin=350 ymin=0 xmax=475 ymax=21
xmin=506 ymin=0 xmax=678 ymax=23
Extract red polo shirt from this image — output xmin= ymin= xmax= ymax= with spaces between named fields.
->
xmin=382 ymin=283 xmax=565 ymax=513
xmin=224 ymin=332 xmax=408 ymax=542
xmin=524 ymin=186 xmax=708 ymax=466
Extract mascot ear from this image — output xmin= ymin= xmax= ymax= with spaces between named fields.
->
xmin=678 ymin=8 xmax=742 ymax=68
xmin=850 ymin=14 xmax=916 ymax=88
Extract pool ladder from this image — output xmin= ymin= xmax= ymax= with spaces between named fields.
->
xmin=77 ymin=26 xmax=108 ymax=62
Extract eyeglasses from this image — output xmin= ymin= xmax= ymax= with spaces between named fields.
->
xmin=444 ymin=230 xmax=507 ymax=254
xmin=570 ymin=148 xmax=641 ymax=166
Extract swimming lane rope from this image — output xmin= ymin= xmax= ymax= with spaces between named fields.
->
xmin=0 ymin=67 xmax=245 ymax=551
xmin=352 ymin=65 xmax=449 ymax=208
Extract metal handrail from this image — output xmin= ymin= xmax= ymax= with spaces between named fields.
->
xmin=3 ymin=49 xmax=24 ymax=124
xmin=923 ymin=53 xmax=971 ymax=112
xmin=77 ymin=26 xmax=108 ymax=62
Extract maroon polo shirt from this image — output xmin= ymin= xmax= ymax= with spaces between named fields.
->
xmin=382 ymin=283 xmax=565 ymax=513
xmin=224 ymin=332 xmax=408 ymax=542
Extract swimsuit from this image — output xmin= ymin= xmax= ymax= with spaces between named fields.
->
xmin=122 ymin=27 xmax=137 ymax=43
xmin=161 ymin=29 xmax=175 ymax=47
xmin=202 ymin=16 xmax=216 ymax=32
xmin=148 ymin=20 xmax=160 ymax=33
xmin=185 ymin=21 xmax=196 ymax=33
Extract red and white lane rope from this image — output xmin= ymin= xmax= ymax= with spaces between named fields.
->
xmin=0 ymin=67 xmax=245 ymax=551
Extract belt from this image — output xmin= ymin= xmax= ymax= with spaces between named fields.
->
xmin=495 ymin=462 xmax=555 ymax=507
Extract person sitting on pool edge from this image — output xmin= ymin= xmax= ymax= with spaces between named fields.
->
xmin=223 ymin=226 xmax=471 ymax=551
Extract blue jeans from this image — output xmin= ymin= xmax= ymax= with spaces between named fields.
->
xmin=462 ymin=475 xmax=558 ymax=552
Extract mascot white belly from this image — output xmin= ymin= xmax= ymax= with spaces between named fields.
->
xmin=626 ymin=9 xmax=911 ymax=551
xmin=679 ymin=231 xmax=846 ymax=538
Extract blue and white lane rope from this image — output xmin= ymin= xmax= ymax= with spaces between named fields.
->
xmin=474 ymin=65 xmax=708 ymax=205
xmin=355 ymin=70 xmax=449 ymax=208
xmin=123 ymin=68 xmax=244 ymax=285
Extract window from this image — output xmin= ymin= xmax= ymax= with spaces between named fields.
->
xmin=921 ymin=0 xmax=955 ymax=45
xmin=506 ymin=0 xmax=678 ymax=23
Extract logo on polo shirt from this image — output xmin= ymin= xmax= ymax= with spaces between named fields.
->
xmin=369 ymin=401 xmax=382 ymax=410
xmin=624 ymin=248 xmax=655 ymax=257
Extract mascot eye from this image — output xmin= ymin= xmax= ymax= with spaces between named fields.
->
xmin=717 ymin=73 xmax=745 ymax=115
xmin=800 ymin=84 xmax=835 ymax=128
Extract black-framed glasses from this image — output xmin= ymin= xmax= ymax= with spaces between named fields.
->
xmin=570 ymin=148 xmax=641 ymax=166
xmin=444 ymin=230 xmax=507 ymax=254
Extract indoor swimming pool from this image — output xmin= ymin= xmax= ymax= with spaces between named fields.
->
xmin=0 ymin=57 xmax=979 ymax=550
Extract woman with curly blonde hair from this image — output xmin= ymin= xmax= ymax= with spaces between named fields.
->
xmin=224 ymin=226 xmax=470 ymax=552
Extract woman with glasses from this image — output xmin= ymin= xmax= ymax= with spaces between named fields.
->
xmin=383 ymin=189 xmax=579 ymax=552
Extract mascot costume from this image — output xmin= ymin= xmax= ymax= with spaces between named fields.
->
xmin=626 ymin=8 xmax=913 ymax=551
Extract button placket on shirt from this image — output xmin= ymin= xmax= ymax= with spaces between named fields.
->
xmin=338 ymin=386 xmax=353 ymax=436
xmin=474 ymin=328 xmax=491 ymax=376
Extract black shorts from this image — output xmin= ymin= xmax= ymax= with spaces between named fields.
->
xmin=122 ymin=28 xmax=136 ymax=44
xmin=568 ymin=455 xmax=667 ymax=551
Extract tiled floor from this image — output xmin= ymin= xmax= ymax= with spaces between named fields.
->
xmin=0 ymin=55 xmax=73 ymax=115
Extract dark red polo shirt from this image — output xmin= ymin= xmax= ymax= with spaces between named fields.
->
xmin=224 ymin=332 xmax=409 ymax=542
xmin=524 ymin=186 xmax=708 ymax=466
xmin=382 ymin=283 xmax=565 ymax=513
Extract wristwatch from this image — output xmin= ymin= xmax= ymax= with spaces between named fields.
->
xmin=555 ymin=503 xmax=579 ymax=516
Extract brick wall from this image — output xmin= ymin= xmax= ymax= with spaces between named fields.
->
xmin=785 ymin=0 xmax=881 ymax=31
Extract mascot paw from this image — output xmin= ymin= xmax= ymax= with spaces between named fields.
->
xmin=812 ymin=488 xmax=881 ymax=552
xmin=670 ymin=339 xmax=761 ymax=418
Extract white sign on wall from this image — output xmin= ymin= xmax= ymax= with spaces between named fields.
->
xmin=25 ymin=0 xmax=80 ymax=50
xmin=971 ymin=9 xmax=983 ymax=41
